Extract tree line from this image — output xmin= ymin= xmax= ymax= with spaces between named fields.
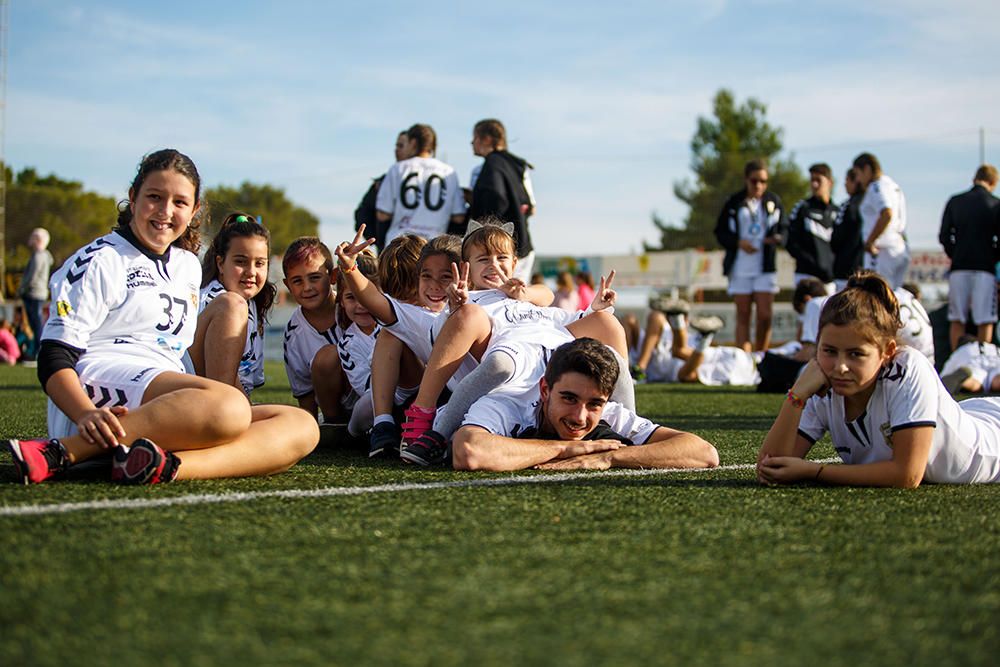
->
xmin=4 ymin=168 xmax=319 ymax=292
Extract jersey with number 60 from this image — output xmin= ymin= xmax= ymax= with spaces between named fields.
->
xmin=43 ymin=230 xmax=201 ymax=371
xmin=376 ymin=155 xmax=465 ymax=244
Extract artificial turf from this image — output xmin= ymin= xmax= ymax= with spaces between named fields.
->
xmin=1 ymin=362 xmax=998 ymax=666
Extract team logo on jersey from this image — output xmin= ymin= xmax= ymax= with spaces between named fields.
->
xmin=766 ymin=201 xmax=775 ymax=215
xmin=56 ymin=300 xmax=73 ymax=317
xmin=190 ymin=291 xmax=199 ymax=309
xmin=126 ymin=267 xmax=157 ymax=289
xmin=880 ymin=421 xmax=893 ymax=448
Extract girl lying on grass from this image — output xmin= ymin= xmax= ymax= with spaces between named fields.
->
xmin=757 ymin=270 xmax=1000 ymax=487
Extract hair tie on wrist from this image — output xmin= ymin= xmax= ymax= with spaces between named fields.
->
xmin=815 ymin=463 xmax=826 ymax=481
xmin=340 ymin=262 xmax=357 ymax=274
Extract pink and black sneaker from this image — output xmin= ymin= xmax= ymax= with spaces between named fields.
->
xmin=111 ymin=438 xmax=181 ymax=485
xmin=5 ymin=438 xmax=69 ymax=485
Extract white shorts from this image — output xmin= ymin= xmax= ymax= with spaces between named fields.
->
xmin=793 ymin=273 xmax=835 ymax=295
xmin=941 ymin=342 xmax=1000 ymax=391
xmin=647 ymin=355 xmax=684 ymax=383
xmin=483 ymin=338 xmax=554 ymax=394
xmin=47 ymin=356 xmax=174 ymax=440
xmin=727 ymin=273 xmax=779 ymax=296
xmin=864 ymin=246 xmax=910 ymax=289
xmin=696 ymin=346 xmax=760 ymax=386
xmin=948 ymin=271 xmax=997 ymax=325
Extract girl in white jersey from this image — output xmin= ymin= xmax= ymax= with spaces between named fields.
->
xmin=187 ymin=212 xmax=276 ymax=397
xmin=335 ymin=233 xmax=477 ymax=458
xmin=758 ymin=271 xmax=1000 ymax=487
xmin=4 ymin=149 xmax=317 ymax=485
xmin=333 ymin=249 xmax=381 ymax=436
xmin=375 ymin=123 xmax=466 ymax=245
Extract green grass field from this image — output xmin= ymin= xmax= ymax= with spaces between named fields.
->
xmin=1 ymin=362 xmax=998 ymax=666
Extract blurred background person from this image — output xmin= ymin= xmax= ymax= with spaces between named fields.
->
xmin=16 ymin=227 xmax=53 ymax=361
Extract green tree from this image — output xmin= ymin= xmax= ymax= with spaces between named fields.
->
xmin=647 ymin=89 xmax=809 ymax=251
xmin=204 ymin=182 xmax=320 ymax=254
xmin=5 ymin=167 xmax=117 ymax=270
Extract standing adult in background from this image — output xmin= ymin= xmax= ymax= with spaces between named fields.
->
xmin=376 ymin=123 xmax=466 ymax=246
xmin=17 ymin=228 xmax=54 ymax=360
xmin=831 ymin=167 xmax=865 ymax=292
xmin=467 ymin=119 xmax=537 ymax=281
xmin=354 ymin=130 xmax=411 ymax=251
xmin=938 ymin=164 xmax=1000 ymax=351
xmin=786 ymin=163 xmax=838 ymax=293
xmin=854 ymin=152 xmax=909 ymax=289
xmin=714 ymin=159 xmax=787 ymax=352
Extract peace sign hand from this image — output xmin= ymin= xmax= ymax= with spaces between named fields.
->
xmin=447 ymin=261 xmax=470 ymax=311
xmin=496 ymin=265 xmax=528 ymax=301
xmin=590 ymin=270 xmax=618 ymax=311
xmin=335 ymin=224 xmax=377 ymax=271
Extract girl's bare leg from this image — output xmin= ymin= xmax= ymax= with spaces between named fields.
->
xmin=188 ymin=292 xmax=248 ymax=393
xmin=410 ymin=304 xmax=493 ymax=410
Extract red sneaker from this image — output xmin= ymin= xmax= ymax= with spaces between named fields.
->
xmin=111 ymin=439 xmax=180 ymax=485
xmin=5 ymin=439 xmax=68 ymax=485
xmin=401 ymin=404 xmax=436 ymax=443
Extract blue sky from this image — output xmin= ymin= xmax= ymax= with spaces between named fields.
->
xmin=8 ymin=1 xmax=1000 ymax=256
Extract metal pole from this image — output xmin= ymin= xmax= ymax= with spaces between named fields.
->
xmin=0 ymin=0 xmax=7 ymax=303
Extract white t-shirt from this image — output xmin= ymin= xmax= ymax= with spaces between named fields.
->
xmin=798 ymin=348 xmax=1000 ymax=484
xmin=730 ymin=199 xmax=782 ymax=278
xmin=459 ymin=289 xmax=588 ymax=349
xmin=199 ymin=280 xmax=265 ymax=394
xmin=463 ymin=388 xmax=658 ymax=445
xmin=282 ymin=306 xmax=342 ymax=399
xmin=377 ymin=295 xmax=478 ymax=391
xmin=860 ymin=174 xmax=907 ymax=251
xmin=337 ymin=322 xmax=379 ymax=396
xmin=43 ymin=230 xmax=201 ymax=372
xmin=376 ymin=156 xmax=465 ymax=244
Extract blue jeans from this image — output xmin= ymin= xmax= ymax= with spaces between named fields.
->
xmin=22 ymin=296 xmax=45 ymax=358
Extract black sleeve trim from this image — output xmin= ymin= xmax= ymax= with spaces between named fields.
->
xmin=890 ymin=421 xmax=936 ymax=433
xmin=37 ymin=340 xmax=84 ymax=391
xmin=796 ymin=428 xmax=819 ymax=445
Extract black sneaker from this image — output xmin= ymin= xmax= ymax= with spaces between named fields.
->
xmin=369 ymin=421 xmax=401 ymax=458
xmin=399 ymin=429 xmax=449 ymax=466
xmin=629 ymin=364 xmax=647 ymax=383
xmin=941 ymin=366 xmax=973 ymax=396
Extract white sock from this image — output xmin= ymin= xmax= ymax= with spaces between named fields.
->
xmin=696 ymin=333 xmax=714 ymax=351
xmin=373 ymin=413 xmax=395 ymax=427
xmin=667 ymin=314 xmax=686 ymax=330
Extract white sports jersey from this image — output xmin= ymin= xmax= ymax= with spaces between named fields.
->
xmin=337 ymin=322 xmax=379 ymax=396
xmin=463 ymin=388 xmax=658 ymax=444
xmin=282 ymin=306 xmax=342 ymax=398
xmin=377 ymin=295 xmax=478 ymax=391
xmin=941 ymin=341 xmax=1000 ymax=390
xmin=860 ymin=175 xmax=907 ymax=251
xmin=43 ymin=230 xmax=201 ymax=371
xmin=199 ymin=280 xmax=265 ymax=394
xmin=800 ymin=291 xmax=932 ymax=361
xmin=462 ymin=289 xmax=587 ymax=348
xmin=799 ymin=295 xmax=831 ymax=345
xmin=730 ymin=199 xmax=782 ymax=278
xmin=376 ymin=156 xmax=465 ymax=244
xmin=798 ymin=348 xmax=1000 ymax=483
xmin=896 ymin=289 xmax=933 ymax=362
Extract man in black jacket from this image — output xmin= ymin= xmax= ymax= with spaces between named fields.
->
xmin=467 ymin=119 xmax=536 ymax=281
xmin=786 ymin=163 xmax=838 ymax=293
xmin=831 ymin=167 xmax=865 ymax=291
xmin=939 ymin=164 xmax=1000 ymax=350
xmin=713 ymin=159 xmax=787 ymax=352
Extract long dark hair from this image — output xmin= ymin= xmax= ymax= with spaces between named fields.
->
xmin=202 ymin=212 xmax=277 ymax=332
xmin=116 ymin=149 xmax=204 ymax=253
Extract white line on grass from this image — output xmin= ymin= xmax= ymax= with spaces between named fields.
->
xmin=0 ymin=459 xmax=838 ymax=517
